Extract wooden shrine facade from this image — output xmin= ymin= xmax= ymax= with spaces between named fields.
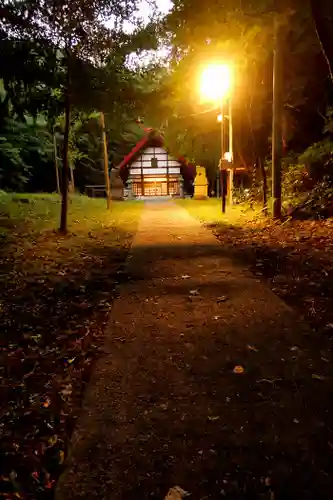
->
xmin=119 ymin=130 xmax=195 ymax=198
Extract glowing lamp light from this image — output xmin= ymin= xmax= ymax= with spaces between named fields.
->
xmin=224 ymin=151 xmax=232 ymax=162
xmin=217 ymin=113 xmax=230 ymax=122
xmin=200 ymin=63 xmax=232 ymax=102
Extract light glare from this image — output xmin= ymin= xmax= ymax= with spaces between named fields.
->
xmin=200 ymin=64 xmax=232 ymax=102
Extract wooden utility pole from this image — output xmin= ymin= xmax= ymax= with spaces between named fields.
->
xmin=100 ymin=111 xmax=111 ymax=210
xmin=60 ymin=73 xmax=71 ymax=234
xmin=272 ymin=18 xmax=283 ymax=219
xmin=53 ymin=133 xmax=60 ymax=194
xmin=69 ymin=165 xmax=75 ymax=192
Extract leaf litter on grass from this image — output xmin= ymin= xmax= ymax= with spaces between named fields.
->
xmin=213 ymin=217 xmax=333 ymax=339
xmin=0 ymin=196 xmax=141 ymax=499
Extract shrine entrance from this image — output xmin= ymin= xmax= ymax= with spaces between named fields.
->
xmin=132 ymin=179 xmax=180 ymax=197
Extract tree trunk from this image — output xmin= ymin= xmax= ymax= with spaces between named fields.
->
xmin=272 ymin=18 xmax=283 ymax=219
xmin=310 ymin=0 xmax=333 ymax=81
xmin=100 ymin=111 xmax=111 ymax=209
xmin=250 ymin=161 xmax=257 ymax=210
xmin=259 ymin=157 xmax=268 ymax=215
xmin=60 ymin=70 xmax=70 ymax=234
xmin=53 ymin=134 xmax=60 ymax=194
xmin=246 ymin=90 xmax=263 ymax=211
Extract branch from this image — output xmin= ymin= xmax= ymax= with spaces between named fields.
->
xmin=310 ymin=0 xmax=333 ymax=81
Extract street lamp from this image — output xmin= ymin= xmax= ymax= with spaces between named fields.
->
xmin=200 ymin=63 xmax=233 ymax=212
xmin=217 ymin=109 xmax=234 ymax=207
xmin=200 ymin=64 xmax=232 ymax=101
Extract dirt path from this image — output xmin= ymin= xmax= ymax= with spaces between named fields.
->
xmin=57 ymin=201 xmax=333 ymax=500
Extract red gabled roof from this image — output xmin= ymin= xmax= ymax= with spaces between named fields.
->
xmin=118 ymin=129 xmax=196 ymax=183
xmin=118 ymin=134 xmax=151 ymax=171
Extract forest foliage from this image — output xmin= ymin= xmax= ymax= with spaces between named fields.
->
xmin=0 ymin=0 xmax=333 ymax=214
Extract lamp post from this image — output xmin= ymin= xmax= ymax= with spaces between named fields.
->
xmin=200 ymin=63 xmax=233 ymax=212
xmin=220 ymin=98 xmax=227 ymax=212
xmin=228 ymin=92 xmax=234 ymax=206
xmin=217 ymin=94 xmax=233 ymax=210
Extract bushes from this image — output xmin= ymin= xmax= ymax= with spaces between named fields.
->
xmin=0 ymin=135 xmax=30 ymax=191
xmin=281 ymin=162 xmax=309 ymax=207
xmin=299 ymin=138 xmax=333 ymax=182
xmin=0 ymin=119 xmax=54 ymax=192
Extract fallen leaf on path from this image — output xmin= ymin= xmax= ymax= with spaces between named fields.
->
xmin=181 ymin=275 xmax=190 ymax=279
xmin=164 ymin=486 xmax=190 ymax=500
xmin=247 ymin=344 xmax=258 ymax=352
xmin=41 ymin=397 xmax=51 ymax=408
xmin=189 ymin=289 xmax=199 ymax=296
xmin=312 ymin=374 xmax=327 ymax=381
xmin=31 ymin=472 xmax=39 ymax=482
xmin=256 ymin=378 xmax=283 ymax=384
xmin=60 ymin=384 xmax=72 ymax=399
xmin=233 ymin=365 xmax=244 ymax=374
xmin=48 ymin=435 xmax=58 ymax=446
xmin=217 ymin=296 xmax=228 ymax=303
xmin=208 ymin=416 xmax=220 ymax=421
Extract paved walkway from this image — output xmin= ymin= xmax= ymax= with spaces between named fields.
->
xmin=57 ymin=202 xmax=327 ymax=500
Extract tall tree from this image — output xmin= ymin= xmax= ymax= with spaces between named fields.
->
xmin=158 ymin=0 xmax=330 ymax=206
xmin=0 ymin=0 xmax=138 ymax=232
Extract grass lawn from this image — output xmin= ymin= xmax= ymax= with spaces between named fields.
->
xmin=176 ymin=198 xmax=262 ymax=226
xmin=0 ymin=191 xmax=141 ymax=238
xmin=0 ymin=193 xmax=142 ymax=499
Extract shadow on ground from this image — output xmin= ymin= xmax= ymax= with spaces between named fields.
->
xmin=211 ymin=221 xmax=333 ymax=334
xmin=4 ymin=210 xmax=333 ymax=500
xmin=59 ymin=231 xmax=333 ymax=500
xmin=0 ymin=229 xmax=132 ymax=499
